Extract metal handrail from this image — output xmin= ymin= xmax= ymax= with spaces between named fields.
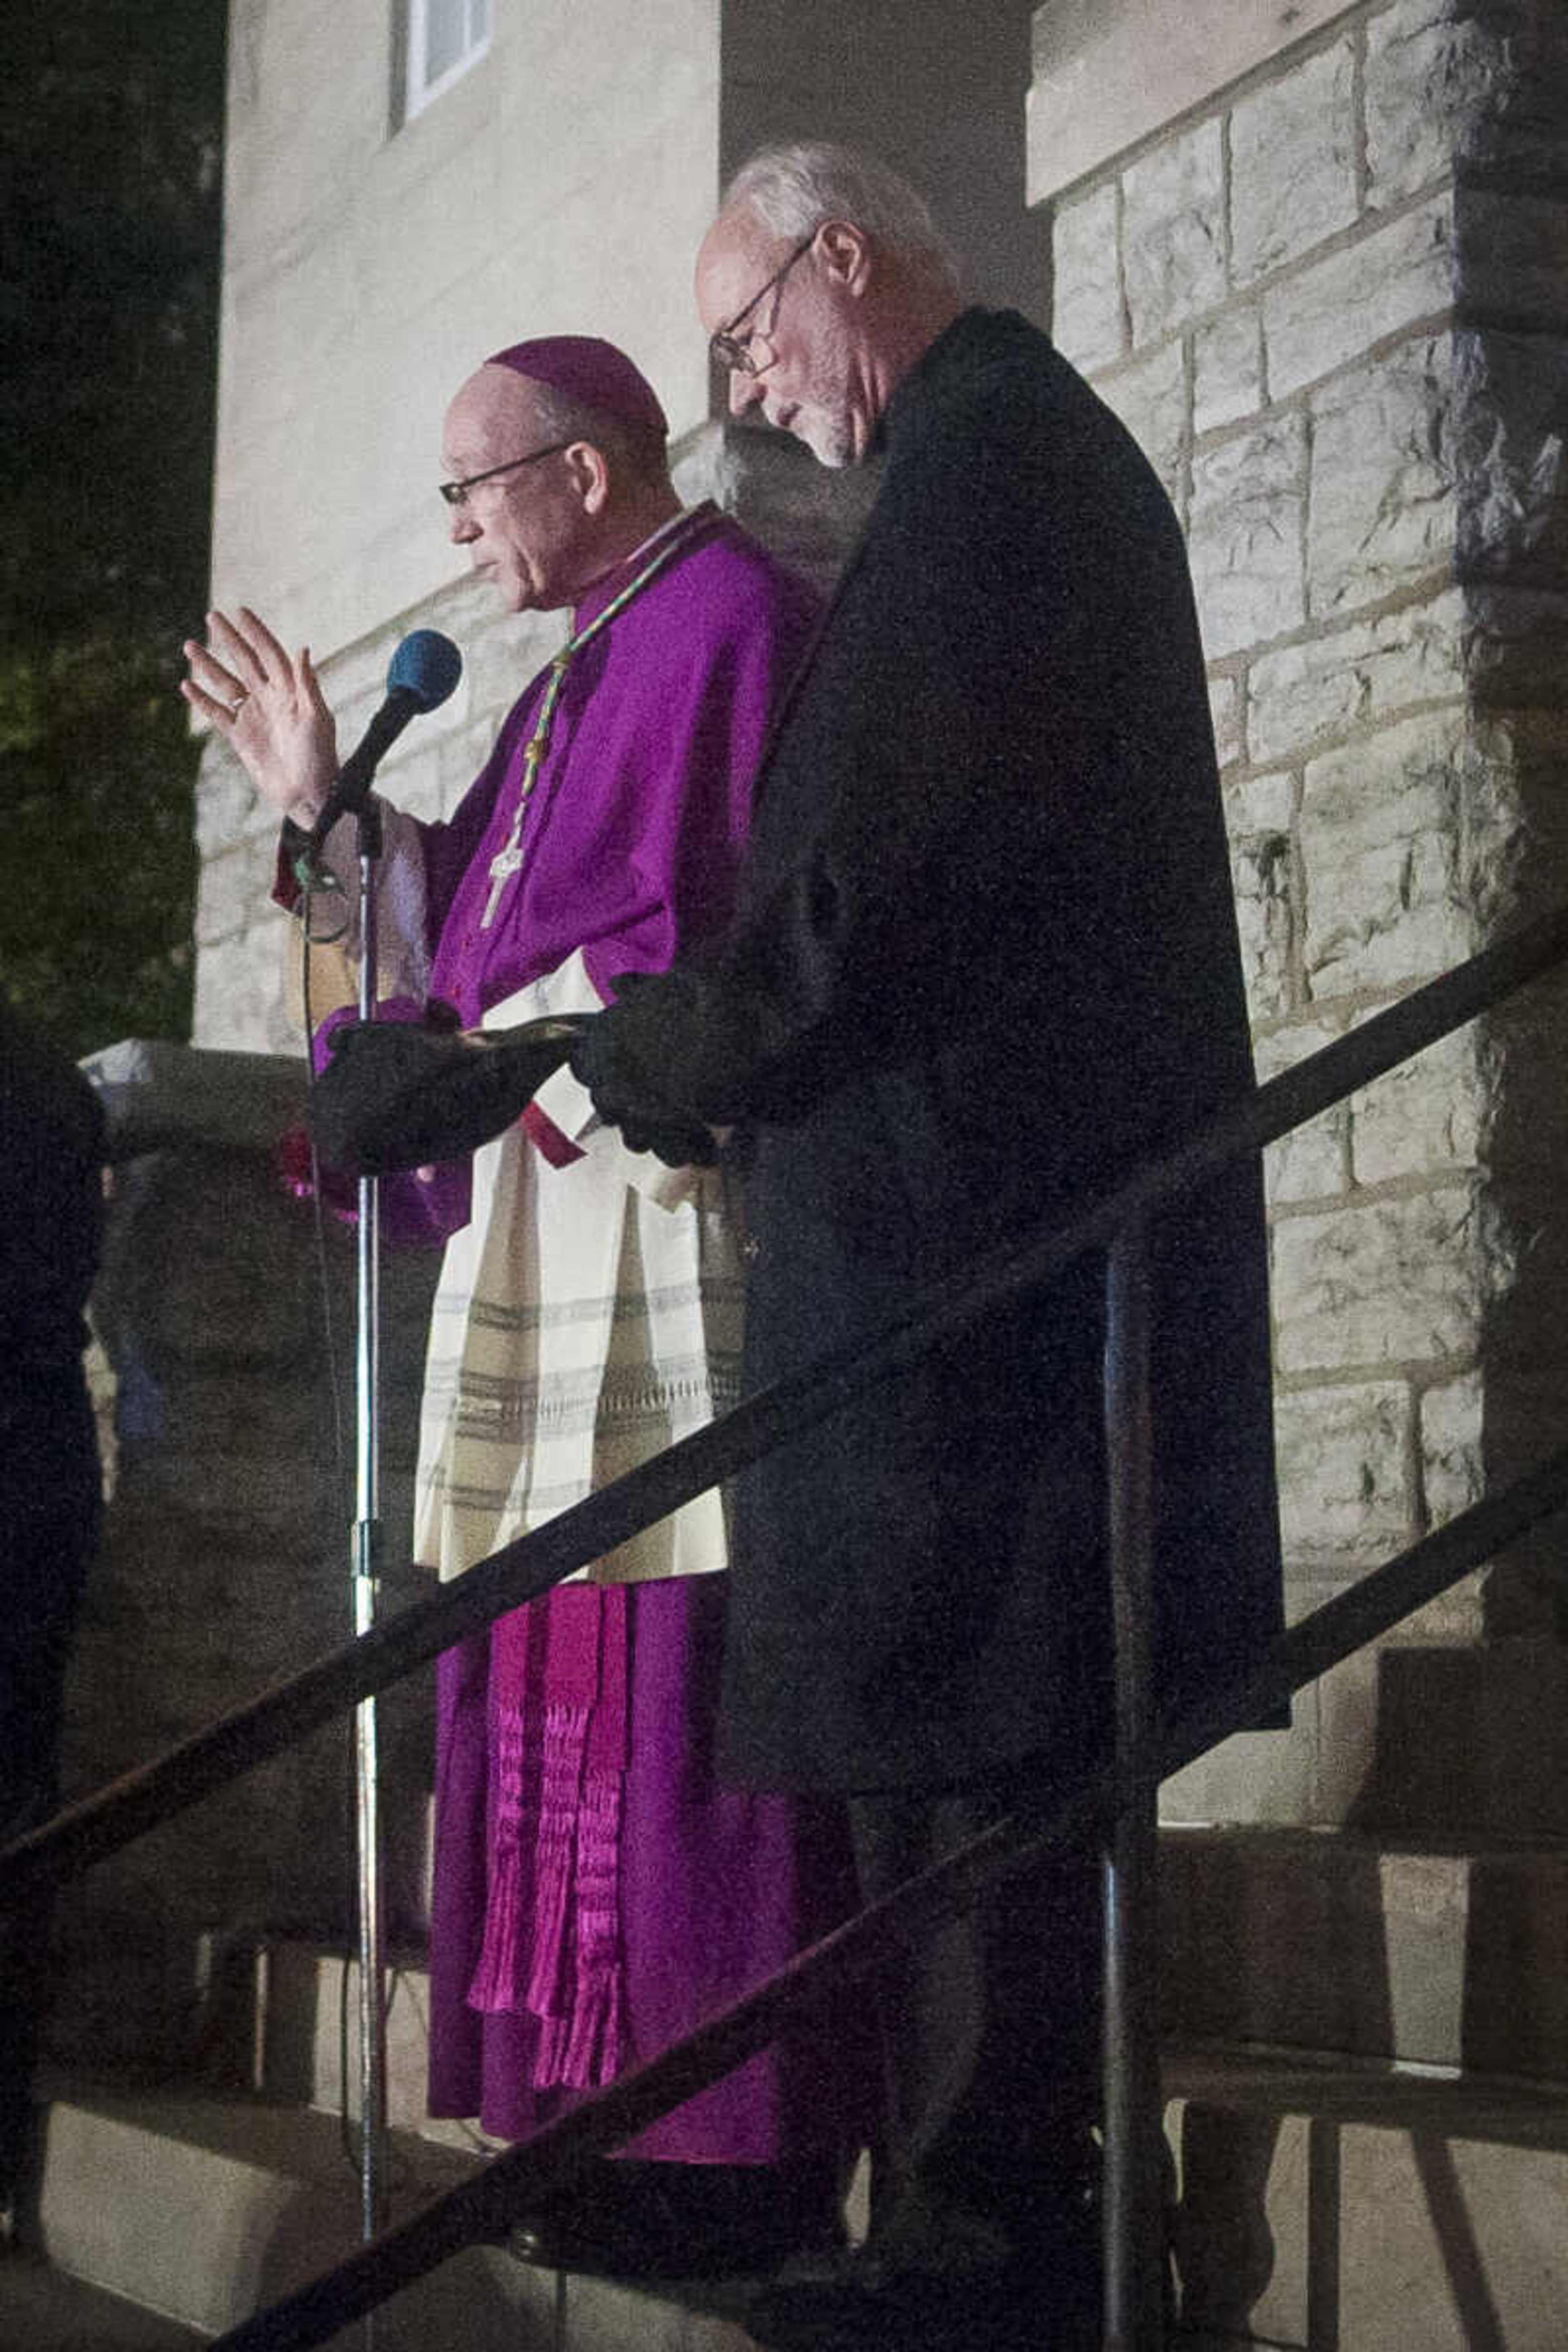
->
xmin=204 ymin=1436 xmax=1568 ymax=2351
xmin=5 ymin=896 xmax=1567 ymax=1908
xmin=1102 ymin=1219 xmax=1166 ymax=2342
xmin=7 ymin=898 xmax=1568 ymax=2351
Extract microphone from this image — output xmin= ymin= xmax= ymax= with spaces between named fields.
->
xmin=308 ymin=629 xmax=462 ymax=846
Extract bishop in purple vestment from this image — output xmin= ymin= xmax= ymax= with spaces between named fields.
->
xmin=183 ymin=337 xmax=863 ymax=2265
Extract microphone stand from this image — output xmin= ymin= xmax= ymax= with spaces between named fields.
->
xmin=349 ymin=797 xmax=390 ymax=2325
xmin=300 ymin=633 xmax=462 ymax=2322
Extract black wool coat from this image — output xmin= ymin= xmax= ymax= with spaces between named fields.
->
xmin=597 ymin=307 xmax=1283 ymax=1793
xmin=0 ymin=1001 xmax=105 ymax=1835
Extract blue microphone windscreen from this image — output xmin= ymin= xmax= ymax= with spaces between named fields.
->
xmin=387 ymin=629 xmax=463 ymax=712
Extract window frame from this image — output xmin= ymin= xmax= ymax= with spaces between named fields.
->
xmin=403 ymin=0 xmax=492 ymax=125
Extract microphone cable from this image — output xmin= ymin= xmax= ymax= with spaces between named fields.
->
xmin=296 ymin=859 xmax=387 ymax=2189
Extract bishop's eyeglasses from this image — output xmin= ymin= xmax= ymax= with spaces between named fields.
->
xmin=439 ymin=440 xmax=573 ymax=508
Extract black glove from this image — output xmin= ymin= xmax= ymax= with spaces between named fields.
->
xmin=568 ymin=1018 xmax=717 ymax=1169
xmin=309 ymin=1013 xmax=589 ymax=1176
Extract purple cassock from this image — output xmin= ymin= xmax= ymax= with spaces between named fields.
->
xmin=332 ymin=504 xmax=862 ymax=2163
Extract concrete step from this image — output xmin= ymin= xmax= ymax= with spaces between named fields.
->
xmin=0 ymin=2250 xmax=207 ymax=2351
xmin=1160 ymin=1824 xmax=1568 ymax=2078
xmin=31 ymin=2074 xmax=757 ymax=2351
xmin=241 ymin=1821 xmax=1568 ymax=2147
xmin=249 ymin=1940 xmax=475 ymax=2151
xmin=1161 ymin=1640 xmax=1568 ymax=1844
xmin=35 ymin=2033 xmax=1568 ymax=2352
xmin=1165 ymin=2041 xmax=1568 ymax=2351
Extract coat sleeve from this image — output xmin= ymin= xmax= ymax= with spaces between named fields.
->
xmin=584 ymin=431 xmax=1078 ymax=1127
xmin=585 ymin=358 xmax=1229 ymax=1164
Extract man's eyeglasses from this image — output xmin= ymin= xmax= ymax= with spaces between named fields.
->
xmin=439 ymin=440 xmax=573 ymax=508
xmin=708 ymin=236 xmax=817 ymax=376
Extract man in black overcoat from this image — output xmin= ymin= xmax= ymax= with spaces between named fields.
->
xmin=565 ymin=143 xmax=1285 ymax=2349
xmin=0 ymin=998 xmax=104 ymax=2234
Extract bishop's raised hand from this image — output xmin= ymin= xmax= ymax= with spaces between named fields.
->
xmin=180 ymin=605 xmax=339 ymax=829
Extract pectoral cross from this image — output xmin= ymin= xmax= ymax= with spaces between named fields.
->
xmin=481 ymin=843 xmax=525 ymax=930
xmin=479 ymin=724 xmax=556 ymax=929
xmin=472 ymin=599 xmax=658 ymax=933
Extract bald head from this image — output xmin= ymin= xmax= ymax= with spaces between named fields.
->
xmin=444 ymin=361 xmax=545 ymax=465
xmin=441 ymin=362 xmax=677 ymax=613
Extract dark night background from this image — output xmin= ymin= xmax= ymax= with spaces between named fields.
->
xmin=1 ymin=1 xmax=226 ymax=1058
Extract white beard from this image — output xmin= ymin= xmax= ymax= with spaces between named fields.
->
xmin=792 ymin=411 xmax=855 ymax=468
xmin=784 ymin=313 xmax=860 ymax=469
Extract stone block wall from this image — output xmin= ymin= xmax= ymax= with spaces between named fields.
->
xmin=54 ymin=1043 xmax=440 ymax=2070
xmin=1039 ymin=0 xmax=1568 ymax=1826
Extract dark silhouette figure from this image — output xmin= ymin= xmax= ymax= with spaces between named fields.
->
xmin=0 ymin=999 xmax=105 ymax=2231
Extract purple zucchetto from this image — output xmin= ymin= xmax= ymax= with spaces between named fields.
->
xmin=484 ymin=336 xmax=668 ymax=441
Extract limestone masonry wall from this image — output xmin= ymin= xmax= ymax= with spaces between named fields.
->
xmin=1038 ymin=0 xmax=1568 ymax=1824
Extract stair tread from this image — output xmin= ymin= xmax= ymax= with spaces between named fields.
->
xmin=0 ymin=2250 xmax=207 ymax=2350
xmin=38 ymin=2067 xmax=481 ymax=2192
xmin=1166 ymin=2038 xmax=1568 ymax=2147
xmin=1160 ymin=1822 xmax=1568 ymax=1858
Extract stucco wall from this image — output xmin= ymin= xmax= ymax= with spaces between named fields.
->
xmin=214 ymin=0 xmax=723 ymax=665
xmin=194 ymin=0 xmax=1040 ymax=1053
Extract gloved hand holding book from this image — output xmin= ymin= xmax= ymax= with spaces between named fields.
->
xmin=308 ymin=1012 xmax=590 ymax=1175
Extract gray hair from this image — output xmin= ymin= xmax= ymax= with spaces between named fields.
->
xmin=514 ymin=379 xmax=670 ymax=491
xmin=723 ymin=142 xmax=960 ymax=289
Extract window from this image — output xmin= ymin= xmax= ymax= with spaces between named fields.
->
xmin=403 ymin=0 xmax=491 ymax=123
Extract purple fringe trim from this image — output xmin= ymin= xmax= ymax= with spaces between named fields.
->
xmin=466 ymin=1701 xmax=535 ymax=2014
xmin=558 ymin=1757 xmax=625 ymax=2088
xmin=466 ymin=1696 xmax=626 ymax=2091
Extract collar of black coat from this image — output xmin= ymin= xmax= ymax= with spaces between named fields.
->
xmin=874 ymin=304 xmax=1037 ymax=457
